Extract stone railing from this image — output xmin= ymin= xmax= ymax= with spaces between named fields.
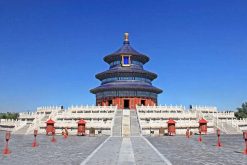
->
xmin=140 ymin=120 xmax=200 ymax=128
xmin=0 ymin=119 xmax=17 ymax=122
xmin=55 ymin=111 xmax=115 ymax=120
xmin=36 ymin=106 xmax=64 ymax=115
xmin=67 ymin=105 xmax=117 ymax=113
xmin=138 ymin=112 xmax=197 ymax=119
xmin=37 ymin=106 xmax=63 ymax=111
xmin=19 ymin=112 xmax=36 ymax=119
xmin=137 ymin=105 xmax=185 ymax=112
xmin=212 ymin=112 xmax=235 ymax=119
xmin=191 ymin=105 xmax=217 ymax=113
xmin=0 ymin=119 xmax=28 ymax=132
xmin=232 ymin=118 xmax=247 ymax=126
xmin=37 ymin=119 xmax=112 ymax=129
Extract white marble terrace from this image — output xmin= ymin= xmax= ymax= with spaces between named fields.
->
xmin=0 ymin=105 xmax=247 ymax=135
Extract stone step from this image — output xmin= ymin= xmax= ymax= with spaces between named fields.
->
xmin=222 ymin=122 xmax=241 ymax=134
xmin=13 ymin=125 xmax=29 ymax=134
xmin=130 ymin=110 xmax=141 ymax=136
xmin=112 ymin=110 xmax=123 ymax=136
xmin=122 ymin=110 xmax=130 ymax=137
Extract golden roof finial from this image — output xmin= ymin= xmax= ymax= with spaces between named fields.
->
xmin=124 ymin=32 xmax=129 ymax=42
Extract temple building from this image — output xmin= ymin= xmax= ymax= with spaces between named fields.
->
xmin=90 ymin=33 xmax=163 ymax=109
xmin=1 ymin=33 xmax=246 ymax=136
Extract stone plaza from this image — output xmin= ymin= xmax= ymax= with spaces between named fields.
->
xmin=1 ymin=131 xmax=247 ymax=165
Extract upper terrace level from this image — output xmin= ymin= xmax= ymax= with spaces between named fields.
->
xmin=67 ymin=105 xmax=116 ymax=113
xmin=137 ymin=105 xmax=185 ymax=113
xmin=56 ymin=106 xmax=117 ymax=120
xmin=37 ymin=106 xmax=64 ymax=114
xmin=17 ymin=105 xmax=237 ymax=122
xmin=190 ymin=105 xmax=218 ymax=113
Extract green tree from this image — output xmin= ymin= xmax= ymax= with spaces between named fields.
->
xmin=0 ymin=112 xmax=19 ymax=120
xmin=235 ymin=102 xmax=247 ymax=119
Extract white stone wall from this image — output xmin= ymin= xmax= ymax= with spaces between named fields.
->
xmin=3 ymin=104 xmax=246 ymax=135
xmin=137 ymin=105 xmax=219 ymax=135
xmin=15 ymin=105 xmax=117 ymax=135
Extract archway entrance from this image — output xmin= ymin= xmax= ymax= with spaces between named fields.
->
xmin=108 ymin=100 xmax=113 ymax=106
xmin=124 ymin=99 xmax=130 ymax=109
xmin=141 ymin=100 xmax=146 ymax=106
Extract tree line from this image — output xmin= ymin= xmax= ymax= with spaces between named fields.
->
xmin=0 ymin=112 xmax=19 ymax=120
xmin=234 ymin=102 xmax=247 ymax=119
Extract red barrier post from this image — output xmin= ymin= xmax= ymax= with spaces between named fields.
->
xmin=2 ymin=131 xmax=11 ymax=155
xmin=243 ymin=131 xmax=247 ymax=155
xmin=198 ymin=130 xmax=202 ymax=142
xmin=186 ymin=128 xmax=190 ymax=139
xmin=51 ymin=130 xmax=56 ymax=143
xmin=32 ymin=129 xmax=38 ymax=147
xmin=216 ymin=129 xmax=222 ymax=147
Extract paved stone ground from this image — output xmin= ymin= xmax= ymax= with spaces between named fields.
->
xmin=131 ymin=137 xmax=168 ymax=165
xmin=118 ymin=138 xmax=135 ymax=165
xmin=146 ymin=134 xmax=247 ymax=165
xmin=0 ymin=132 xmax=108 ymax=165
xmin=83 ymin=136 xmax=170 ymax=165
xmin=1 ymin=131 xmax=247 ymax=165
xmin=83 ymin=137 xmax=122 ymax=165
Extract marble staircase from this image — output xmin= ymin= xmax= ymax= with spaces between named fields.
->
xmin=13 ymin=125 xmax=30 ymax=134
xmin=130 ymin=110 xmax=141 ymax=136
xmin=112 ymin=110 xmax=123 ymax=136
xmin=122 ymin=109 xmax=131 ymax=137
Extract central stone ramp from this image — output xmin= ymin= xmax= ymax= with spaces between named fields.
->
xmin=81 ymin=136 xmax=171 ymax=165
xmin=112 ymin=110 xmax=123 ymax=136
xmin=130 ymin=110 xmax=141 ymax=136
xmin=131 ymin=137 xmax=171 ymax=165
xmin=117 ymin=138 xmax=135 ymax=165
xmin=82 ymin=137 xmax=122 ymax=165
xmin=122 ymin=110 xmax=131 ymax=137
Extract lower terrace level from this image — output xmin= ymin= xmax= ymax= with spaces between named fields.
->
xmin=1 ymin=105 xmax=247 ymax=135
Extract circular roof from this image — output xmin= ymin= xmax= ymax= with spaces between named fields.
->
xmin=96 ymin=68 xmax=157 ymax=80
xmin=90 ymin=83 xmax=163 ymax=94
xmin=103 ymin=34 xmax=150 ymax=64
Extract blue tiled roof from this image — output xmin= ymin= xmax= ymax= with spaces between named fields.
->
xmin=90 ymin=82 xmax=163 ymax=94
xmin=95 ymin=67 xmax=157 ymax=80
xmin=104 ymin=41 xmax=149 ymax=64
xmin=113 ymin=42 xmax=141 ymax=55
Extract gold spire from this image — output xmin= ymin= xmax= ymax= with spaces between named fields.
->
xmin=124 ymin=32 xmax=129 ymax=42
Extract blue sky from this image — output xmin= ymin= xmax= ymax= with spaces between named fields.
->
xmin=0 ymin=0 xmax=246 ymax=112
